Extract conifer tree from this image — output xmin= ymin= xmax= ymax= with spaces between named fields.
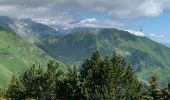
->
xmin=162 ymin=84 xmax=170 ymax=99
xmin=56 ymin=66 xmax=82 ymax=100
xmin=123 ymin=64 xmax=141 ymax=99
xmin=141 ymin=73 xmax=164 ymax=100
xmin=43 ymin=60 xmax=63 ymax=99
xmin=0 ymin=88 xmax=4 ymax=98
xmin=6 ymin=73 xmax=25 ymax=100
xmin=20 ymin=64 xmax=45 ymax=99
xmin=80 ymin=50 xmax=141 ymax=100
xmin=5 ymin=51 xmax=142 ymax=100
xmin=6 ymin=61 xmax=63 ymax=100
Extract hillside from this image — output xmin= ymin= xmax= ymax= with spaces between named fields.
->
xmin=0 ymin=27 xmax=59 ymax=88
xmin=0 ymin=16 xmax=59 ymax=43
xmin=38 ymin=28 xmax=170 ymax=83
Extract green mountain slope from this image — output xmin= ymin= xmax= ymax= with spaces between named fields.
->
xmin=38 ymin=28 xmax=170 ymax=83
xmin=0 ymin=16 xmax=59 ymax=43
xmin=0 ymin=28 xmax=58 ymax=88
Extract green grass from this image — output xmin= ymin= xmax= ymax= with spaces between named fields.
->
xmin=0 ymin=29 xmax=66 ymax=88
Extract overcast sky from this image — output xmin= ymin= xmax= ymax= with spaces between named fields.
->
xmin=0 ymin=0 xmax=170 ymax=45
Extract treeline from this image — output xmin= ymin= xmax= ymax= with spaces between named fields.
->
xmin=1 ymin=50 xmax=170 ymax=100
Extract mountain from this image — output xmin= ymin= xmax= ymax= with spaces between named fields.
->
xmin=37 ymin=28 xmax=170 ymax=83
xmin=52 ymin=26 xmax=98 ymax=35
xmin=33 ymin=18 xmax=100 ymax=35
xmin=0 ymin=16 xmax=16 ymax=32
xmin=0 ymin=27 xmax=65 ymax=88
xmin=0 ymin=16 xmax=59 ymax=43
xmin=1 ymin=16 xmax=170 ymax=84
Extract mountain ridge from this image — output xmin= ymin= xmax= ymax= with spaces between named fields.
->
xmin=1 ymin=16 xmax=170 ymax=84
xmin=36 ymin=28 xmax=170 ymax=83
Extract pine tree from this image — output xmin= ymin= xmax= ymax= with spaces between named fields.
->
xmin=56 ymin=65 xmax=82 ymax=100
xmin=141 ymin=73 xmax=164 ymax=100
xmin=19 ymin=64 xmax=45 ymax=99
xmin=6 ymin=60 xmax=63 ymax=100
xmin=0 ymin=87 xmax=6 ymax=99
xmin=162 ymin=84 xmax=170 ymax=99
xmin=5 ymin=51 xmax=142 ymax=100
xmin=122 ymin=64 xmax=141 ymax=99
xmin=80 ymin=50 xmax=141 ymax=100
xmin=43 ymin=60 xmax=63 ymax=100
xmin=6 ymin=73 xmax=25 ymax=100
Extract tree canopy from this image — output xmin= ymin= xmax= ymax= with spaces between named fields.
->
xmin=3 ymin=50 xmax=170 ymax=100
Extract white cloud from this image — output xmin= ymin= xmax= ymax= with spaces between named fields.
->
xmin=150 ymin=37 xmax=170 ymax=46
xmin=0 ymin=0 xmax=169 ymax=19
xmin=107 ymin=0 xmax=163 ymax=19
xmin=1 ymin=0 xmax=170 ymax=37
xmin=124 ymin=31 xmax=170 ymax=47
xmin=148 ymin=33 xmax=165 ymax=38
xmin=33 ymin=18 xmax=126 ymax=29
xmin=146 ymin=33 xmax=170 ymax=47
xmin=79 ymin=18 xmax=97 ymax=24
xmin=126 ymin=30 xmax=145 ymax=37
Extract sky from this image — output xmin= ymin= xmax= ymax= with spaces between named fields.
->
xmin=0 ymin=0 xmax=170 ymax=46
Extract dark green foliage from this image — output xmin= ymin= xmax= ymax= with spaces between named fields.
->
xmin=6 ymin=60 xmax=62 ymax=100
xmin=141 ymin=73 xmax=170 ymax=100
xmin=80 ymin=50 xmax=141 ymax=100
xmin=8 ymin=50 xmax=170 ymax=100
xmin=56 ymin=66 xmax=83 ymax=100
xmin=6 ymin=74 xmax=25 ymax=100
xmin=162 ymin=84 xmax=170 ymax=99
xmin=0 ymin=88 xmax=3 ymax=97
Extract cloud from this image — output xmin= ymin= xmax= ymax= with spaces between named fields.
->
xmin=33 ymin=18 xmax=126 ymax=29
xmin=0 ymin=0 xmax=169 ymax=20
xmin=148 ymin=33 xmax=165 ymax=38
xmin=124 ymin=31 xmax=170 ymax=47
xmin=144 ymin=33 xmax=170 ymax=47
xmin=79 ymin=18 xmax=97 ymax=24
xmin=150 ymin=37 xmax=170 ymax=46
xmin=107 ymin=0 xmax=162 ymax=19
xmin=126 ymin=30 xmax=145 ymax=37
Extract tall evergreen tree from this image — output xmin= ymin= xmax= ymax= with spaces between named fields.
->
xmin=162 ymin=84 xmax=170 ymax=99
xmin=20 ymin=64 xmax=45 ymax=99
xmin=80 ymin=50 xmax=141 ymax=100
xmin=6 ymin=61 xmax=63 ymax=100
xmin=6 ymin=73 xmax=25 ymax=100
xmin=141 ymin=73 xmax=164 ymax=100
xmin=56 ymin=66 xmax=82 ymax=100
xmin=43 ymin=60 xmax=63 ymax=100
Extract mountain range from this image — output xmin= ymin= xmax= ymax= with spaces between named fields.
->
xmin=0 ymin=16 xmax=170 ymax=87
xmin=37 ymin=28 xmax=170 ymax=83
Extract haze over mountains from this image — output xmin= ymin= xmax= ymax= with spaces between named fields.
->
xmin=0 ymin=16 xmax=170 ymax=87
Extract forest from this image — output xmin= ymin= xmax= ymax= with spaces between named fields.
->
xmin=0 ymin=50 xmax=169 ymax=100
